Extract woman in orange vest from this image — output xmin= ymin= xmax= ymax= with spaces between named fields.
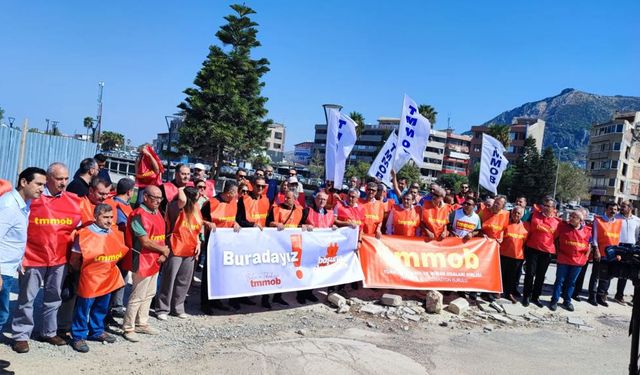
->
xmin=550 ymin=210 xmax=592 ymax=312
xmin=156 ymin=187 xmax=202 ymax=320
xmin=421 ymin=187 xmax=450 ymax=241
xmin=588 ymin=202 xmax=621 ymax=306
xmin=500 ymin=206 xmax=529 ymax=303
xmin=68 ymin=204 xmax=129 ymax=353
xmin=386 ymin=193 xmax=422 ymax=236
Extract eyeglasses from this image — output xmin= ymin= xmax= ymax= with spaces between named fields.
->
xmin=238 ymin=174 xmax=247 ymax=179
xmin=256 ymin=185 xmax=266 ymax=189
xmin=289 ymin=173 xmax=296 ymax=176
xmin=367 ymin=189 xmax=378 ymax=192
xmin=543 ymin=204 xmax=555 ymax=208
xmin=241 ymin=190 xmax=249 ymax=194
xmin=197 ymin=185 xmax=206 ymax=190
xmin=146 ymin=194 xmax=163 ymax=201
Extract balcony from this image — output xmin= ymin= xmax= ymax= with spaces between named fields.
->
xmin=424 ymin=151 xmax=444 ymax=160
xmin=446 ymin=144 xmax=470 ymax=153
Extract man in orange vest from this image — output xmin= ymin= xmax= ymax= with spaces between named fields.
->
xmin=588 ymin=202 xmax=621 ymax=306
xmin=12 ymin=163 xmax=82 ymax=353
xmin=121 ymin=185 xmax=170 ymax=342
xmin=262 ymin=191 xmax=304 ymax=308
xmin=421 ymin=187 xmax=450 ymax=241
xmin=68 ymin=204 xmax=128 ymax=352
xmin=160 ymin=163 xmax=190 ymax=214
xmin=359 ymin=182 xmax=384 ymax=239
xmin=500 ymin=206 xmax=529 ymax=303
xmin=200 ymin=181 xmax=240 ymax=314
xmin=386 ymin=193 xmax=422 ymax=236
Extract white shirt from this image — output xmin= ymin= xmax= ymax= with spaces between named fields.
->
xmin=615 ymin=213 xmax=640 ymax=244
xmin=0 ymin=190 xmax=30 ymax=276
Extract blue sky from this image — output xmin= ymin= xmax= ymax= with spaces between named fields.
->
xmin=1 ymin=1 xmax=638 ymax=150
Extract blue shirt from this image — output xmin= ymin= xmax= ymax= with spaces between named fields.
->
xmin=266 ymin=178 xmax=278 ymax=203
xmin=113 ymin=196 xmax=130 ymax=226
xmin=0 ymin=190 xmax=30 ymax=276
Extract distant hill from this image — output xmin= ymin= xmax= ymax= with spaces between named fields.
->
xmin=483 ymin=88 xmax=640 ymax=159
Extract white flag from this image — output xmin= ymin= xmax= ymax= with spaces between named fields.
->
xmin=325 ymin=108 xmax=358 ymax=186
xmin=367 ymin=131 xmax=398 ymax=187
xmin=393 ymin=94 xmax=431 ymax=171
xmin=479 ymin=133 xmax=509 ymax=194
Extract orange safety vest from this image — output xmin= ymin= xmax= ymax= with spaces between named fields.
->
xmin=170 ymin=209 xmax=202 ymax=257
xmin=336 ymin=203 xmax=364 ymax=226
xmin=479 ymin=208 xmax=509 ymax=240
xmin=421 ymin=201 xmax=450 ymax=240
xmin=305 ymin=208 xmax=335 ymax=228
xmin=594 ymin=217 xmax=622 ymax=256
xmin=22 ymin=192 xmax=82 ymax=267
xmin=122 ymin=206 xmax=166 ymax=277
xmin=242 ymin=194 xmax=270 ymax=227
xmin=162 ymin=182 xmax=179 ymax=204
xmin=500 ymin=221 xmax=530 ymax=260
xmin=76 ymin=227 xmax=129 ymax=298
xmin=525 ymin=211 xmax=561 ymax=254
xmin=79 ymin=197 xmax=96 ymax=226
xmin=272 ymin=205 xmax=303 ymax=227
xmin=360 ymin=199 xmax=384 ymax=235
xmin=105 ymin=196 xmax=133 ymax=218
xmin=556 ymin=222 xmax=592 ymax=266
xmin=0 ymin=179 xmax=12 ymax=196
xmin=391 ymin=205 xmax=421 ymax=236
xmin=135 ymin=146 xmax=164 ymax=188
xmin=209 ymin=197 xmax=238 ymax=228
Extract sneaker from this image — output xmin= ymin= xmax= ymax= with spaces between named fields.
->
xmin=135 ymin=325 xmax=159 ymax=335
xmin=156 ymin=313 xmax=168 ymax=321
xmin=123 ymin=331 xmax=140 ymax=342
xmin=563 ymin=302 xmax=575 ymax=312
xmin=71 ymin=340 xmax=90 ymax=353
xmin=549 ymin=301 xmax=558 ymax=311
xmin=176 ymin=313 xmax=188 ymax=319
xmin=88 ymin=332 xmax=116 ymax=343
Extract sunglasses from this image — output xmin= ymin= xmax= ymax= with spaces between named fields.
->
xmin=256 ymin=184 xmax=266 ymax=188
xmin=197 ymin=185 xmax=206 ymax=190
xmin=241 ymin=190 xmax=249 ymax=194
xmin=238 ymin=175 xmax=247 ymax=179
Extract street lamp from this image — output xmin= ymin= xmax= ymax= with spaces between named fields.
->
xmin=553 ymin=143 xmax=569 ymax=200
xmin=8 ymin=117 xmax=15 ymax=128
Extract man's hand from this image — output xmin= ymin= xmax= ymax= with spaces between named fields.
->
xmin=425 ymin=230 xmax=435 ymax=240
xmin=375 ymin=229 xmax=382 ymax=239
xmin=440 ymin=230 xmax=448 ymax=240
xmin=233 ymin=223 xmax=241 ymax=233
xmin=194 ymin=244 xmax=201 ymax=259
xmin=304 ymin=224 xmax=314 ymax=232
xmin=276 ymin=223 xmax=285 ymax=231
xmin=255 ymin=224 xmax=264 ymax=231
xmin=157 ymin=254 xmax=167 ymax=264
xmin=205 ymin=222 xmax=216 ymax=232
xmin=160 ymin=246 xmax=170 ymax=258
xmin=0 ymin=277 xmax=3 ymax=292
xmin=593 ymin=251 xmax=601 ymax=262
xmin=331 ymin=225 xmax=338 ymax=231
xmin=349 ymin=221 xmax=357 ymax=229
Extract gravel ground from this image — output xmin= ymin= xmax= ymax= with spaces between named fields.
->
xmin=0 ymin=265 xmax=634 ymax=375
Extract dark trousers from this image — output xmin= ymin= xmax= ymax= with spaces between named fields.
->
xmin=616 ymin=278 xmax=628 ymax=299
xmin=71 ymin=294 xmax=110 ymax=341
xmin=588 ymin=260 xmax=611 ymax=297
xmin=573 ymin=262 xmax=589 ymax=297
xmin=551 ymin=264 xmax=582 ymax=303
xmin=523 ymin=247 xmax=552 ymax=300
xmin=500 ymin=256 xmax=523 ymax=297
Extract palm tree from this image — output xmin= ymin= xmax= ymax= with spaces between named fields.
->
xmin=83 ymin=116 xmax=95 ymax=140
xmin=486 ymin=124 xmax=511 ymax=148
xmin=349 ymin=111 xmax=365 ymax=137
xmin=418 ymin=104 xmax=437 ymax=125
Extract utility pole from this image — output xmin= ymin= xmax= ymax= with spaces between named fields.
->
xmin=45 ymin=118 xmax=50 ymax=133
xmin=95 ymin=81 xmax=105 ymax=145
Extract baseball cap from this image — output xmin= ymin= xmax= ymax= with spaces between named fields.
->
xmin=193 ymin=163 xmax=206 ymax=171
xmin=287 ymin=176 xmax=299 ymax=184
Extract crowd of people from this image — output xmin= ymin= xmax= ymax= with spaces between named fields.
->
xmin=0 ymin=149 xmax=636 ymax=357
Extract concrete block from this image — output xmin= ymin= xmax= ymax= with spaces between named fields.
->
xmin=425 ymin=290 xmax=443 ymax=314
xmin=490 ymin=314 xmax=513 ymax=324
xmin=381 ymin=293 xmax=403 ymax=307
xmin=328 ymin=293 xmax=347 ymax=307
xmin=404 ymin=314 xmax=421 ymax=322
xmin=447 ymin=298 xmax=469 ymax=315
xmin=337 ymin=305 xmax=350 ymax=314
xmin=502 ymin=303 xmax=528 ymax=317
xmin=567 ymin=316 xmax=585 ymax=326
xmin=360 ymin=304 xmax=385 ymax=315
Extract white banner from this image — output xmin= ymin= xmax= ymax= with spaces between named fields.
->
xmin=207 ymin=227 xmax=362 ymax=299
xmin=393 ymin=94 xmax=431 ymax=171
xmin=325 ymin=109 xmax=358 ymax=186
xmin=479 ymin=133 xmax=509 ymax=194
xmin=367 ymin=131 xmax=398 ymax=186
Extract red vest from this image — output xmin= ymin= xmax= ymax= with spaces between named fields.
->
xmin=272 ymin=205 xmax=303 ymax=227
xmin=170 ymin=210 xmax=202 ymax=257
xmin=22 ymin=193 xmax=83 ymax=267
xmin=76 ymin=227 xmax=129 ymax=298
xmin=305 ymin=209 xmax=335 ymax=228
xmin=421 ymin=201 xmax=450 ymax=240
xmin=242 ymin=195 xmax=270 ymax=227
xmin=525 ymin=211 xmax=561 ymax=254
xmin=105 ymin=197 xmax=133 ymax=218
xmin=556 ymin=222 xmax=592 ymax=266
xmin=122 ymin=206 xmax=166 ymax=277
xmin=163 ymin=182 xmax=179 ymax=204
xmin=594 ymin=217 xmax=622 ymax=256
xmin=209 ymin=198 xmax=238 ymax=228
xmin=479 ymin=208 xmax=509 ymax=240
xmin=391 ymin=205 xmax=421 ymax=236
xmin=135 ymin=146 xmax=164 ymax=188
xmin=360 ymin=200 xmax=384 ymax=235
xmin=336 ymin=203 xmax=365 ymax=226
xmin=500 ymin=221 xmax=529 ymax=260
xmin=0 ymin=179 xmax=11 ymax=196
xmin=79 ymin=197 xmax=96 ymax=227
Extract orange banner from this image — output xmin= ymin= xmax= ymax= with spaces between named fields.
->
xmin=359 ymin=235 xmax=502 ymax=293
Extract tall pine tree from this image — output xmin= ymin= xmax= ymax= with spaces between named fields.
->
xmin=511 ymin=136 xmax=540 ymax=202
xmin=177 ymin=4 xmax=271 ymax=175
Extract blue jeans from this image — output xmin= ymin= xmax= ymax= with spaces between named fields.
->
xmin=0 ymin=275 xmax=15 ymax=330
xmin=552 ymin=264 xmax=582 ymax=304
xmin=71 ymin=294 xmax=111 ymax=341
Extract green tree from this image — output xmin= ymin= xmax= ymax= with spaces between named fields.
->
xmin=486 ymin=124 xmax=511 ymax=148
xmin=556 ymin=162 xmax=588 ymax=203
xmin=345 ymin=161 xmax=370 ymax=185
xmin=0 ymin=106 xmax=4 ymax=123
xmin=396 ymin=161 xmax=422 ymax=187
xmin=249 ymin=153 xmax=271 ymax=168
xmin=100 ymin=131 xmax=125 ymax=151
xmin=418 ymin=104 xmax=437 ymax=125
xmin=511 ymin=137 xmax=543 ymax=203
xmin=83 ymin=116 xmax=95 ymax=139
xmin=538 ymin=146 xmax=558 ymax=201
xmin=177 ymin=4 xmax=271 ymax=177
xmin=436 ymin=173 xmax=468 ymax=192
xmin=308 ymin=150 xmax=324 ymax=179
xmin=349 ymin=111 xmax=365 ymax=137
